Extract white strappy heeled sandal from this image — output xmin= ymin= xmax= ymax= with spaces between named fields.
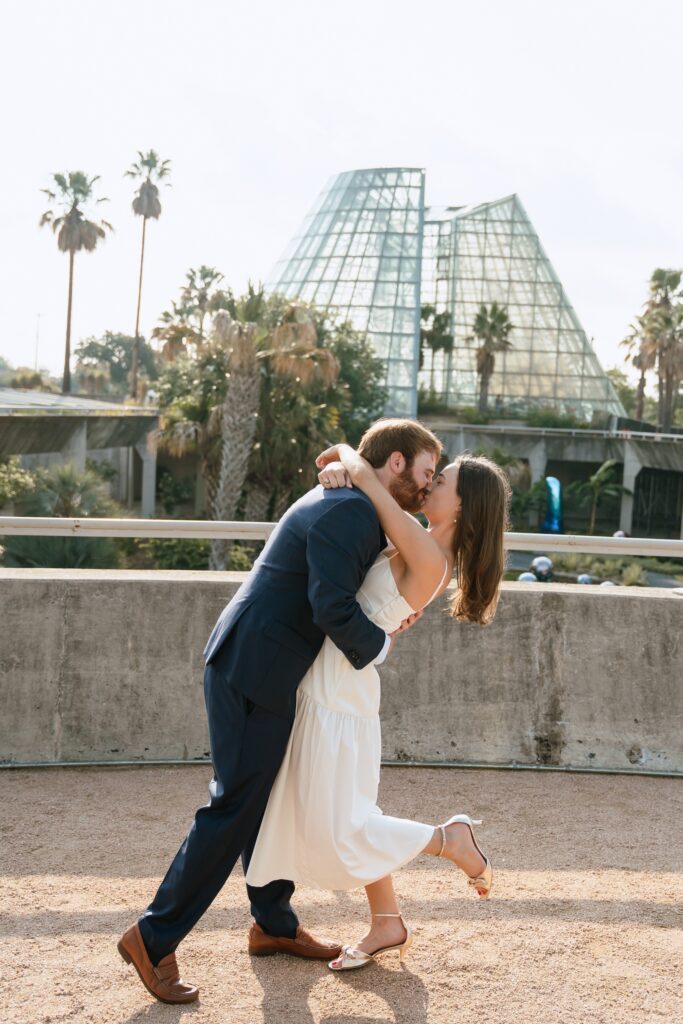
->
xmin=438 ymin=814 xmax=493 ymax=899
xmin=328 ymin=914 xmax=413 ymax=971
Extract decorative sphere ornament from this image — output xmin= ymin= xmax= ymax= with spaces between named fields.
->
xmin=531 ymin=555 xmax=553 ymax=581
xmin=577 ymin=573 xmax=593 ymax=584
xmin=600 ymin=580 xmax=617 ymax=587
xmin=518 ymin=572 xmax=537 ymax=583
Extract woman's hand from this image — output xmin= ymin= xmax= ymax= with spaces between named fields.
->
xmin=318 ymin=462 xmax=352 ymax=489
xmin=315 ymin=445 xmax=345 ymax=469
xmin=315 ymin=444 xmax=372 ymax=487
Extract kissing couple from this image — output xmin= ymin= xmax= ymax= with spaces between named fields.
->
xmin=118 ymin=418 xmax=510 ymax=1003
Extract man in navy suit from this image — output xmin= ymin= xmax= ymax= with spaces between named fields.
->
xmin=118 ymin=419 xmax=442 ymax=1003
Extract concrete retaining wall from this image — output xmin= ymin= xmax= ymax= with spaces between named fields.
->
xmin=1 ymin=569 xmax=681 ymax=772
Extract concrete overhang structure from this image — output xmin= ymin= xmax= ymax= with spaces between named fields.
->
xmin=0 ymin=389 xmax=158 ymax=515
xmin=426 ymin=418 xmax=683 ymax=538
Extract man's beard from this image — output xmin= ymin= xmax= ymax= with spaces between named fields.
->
xmin=388 ymin=467 xmax=428 ymax=513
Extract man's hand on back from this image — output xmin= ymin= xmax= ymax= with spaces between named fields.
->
xmin=318 ymin=461 xmax=351 ymax=489
xmin=389 ymin=609 xmax=423 ymax=637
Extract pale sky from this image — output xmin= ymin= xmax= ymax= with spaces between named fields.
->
xmin=2 ymin=0 xmax=682 ymax=382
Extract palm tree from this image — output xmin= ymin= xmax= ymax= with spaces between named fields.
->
xmin=420 ymin=305 xmax=454 ymax=396
xmin=469 ymin=302 xmax=513 ymax=413
xmin=126 ymin=150 xmax=171 ymax=398
xmin=156 ymin=289 xmax=340 ymax=570
xmin=621 ymin=325 xmax=656 ymax=422
xmin=622 ymin=270 xmax=683 ymax=430
xmin=40 ymin=172 xmax=113 ymax=393
xmin=209 ymin=298 xmax=338 ymax=569
xmin=646 ymin=270 xmax=683 ymax=431
xmin=152 ymin=266 xmax=225 ymax=362
xmin=566 ymin=460 xmax=630 ymax=535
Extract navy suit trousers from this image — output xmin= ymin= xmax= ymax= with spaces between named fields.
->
xmin=138 ymin=660 xmax=298 ymax=964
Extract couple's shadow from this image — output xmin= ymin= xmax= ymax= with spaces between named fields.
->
xmin=250 ymin=953 xmax=429 ymax=1024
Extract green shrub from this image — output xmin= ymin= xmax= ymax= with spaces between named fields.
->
xmin=549 ymin=553 xmax=647 ymax=586
xmin=525 ymin=407 xmax=590 ymax=429
xmin=157 ymin=469 xmax=195 ymax=516
xmin=85 ymin=457 xmax=118 ymax=483
xmin=1 ymin=463 xmax=122 ymax=569
xmin=136 ymin=538 xmax=210 ymax=570
xmin=0 ymin=457 xmax=40 ymax=508
xmin=133 ymin=537 xmax=256 ymax=571
xmin=228 ymin=543 xmax=256 ymax=571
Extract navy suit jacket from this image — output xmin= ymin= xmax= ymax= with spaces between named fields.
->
xmin=203 ymin=484 xmax=387 ymax=718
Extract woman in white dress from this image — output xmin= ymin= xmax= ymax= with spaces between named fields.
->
xmin=246 ymin=444 xmax=510 ymax=970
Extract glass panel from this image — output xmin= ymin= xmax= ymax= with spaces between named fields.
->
xmin=332 ymin=234 xmax=351 ymax=258
xmin=581 ymin=377 xmax=610 ymax=399
xmin=313 ymin=281 xmax=334 ymax=304
xmin=527 ymin=374 xmax=559 ymax=397
xmin=369 ymin=308 xmax=394 ymax=331
xmin=378 ymin=257 xmax=401 ymax=280
xmin=322 ymin=257 xmax=343 ymax=281
xmin=352 ymin=281 xmax=374 ymax=304
xmin=393 ymin=308 xmax=416 ymax=332
xmin=348 ymin=233 xmax=370 ymax=256
xmin=397 ymin=282 xmax=417 ymax=304
xmin=374 ymin=282 xmax=398 ymax=306
xmin=357 ymin=257 xmax=380 ymax=280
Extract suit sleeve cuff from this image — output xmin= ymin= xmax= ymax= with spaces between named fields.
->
xmin=373 ymin=633 xmax=391 ymax=666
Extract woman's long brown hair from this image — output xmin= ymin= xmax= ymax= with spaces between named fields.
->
xmin=449 ymin=454 xmax=511 ymax=625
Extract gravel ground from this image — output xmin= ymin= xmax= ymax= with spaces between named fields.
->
xmin=1 ymin=765 xmax=682 ymax=1024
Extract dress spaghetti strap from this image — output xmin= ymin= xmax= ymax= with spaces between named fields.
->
xmin=424 ymin=559 xmax=450 ymax=607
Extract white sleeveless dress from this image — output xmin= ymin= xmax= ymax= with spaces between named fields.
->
xmin=246 ymin=551 xmax=446 ymax=890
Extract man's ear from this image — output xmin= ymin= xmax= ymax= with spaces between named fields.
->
xmin=387 ymin=451 xmax=406 ymax=475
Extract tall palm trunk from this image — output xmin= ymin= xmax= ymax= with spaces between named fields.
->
xmin=272 ymin=488 xmax=292 ymax=521
xmin=662 ymin=372 xmax=675 ymax=432
xmin=478 ymin=369 xmax=490 ymax=413
xmin=63 ymin=250 xmax=75 ymax=393
xmin=131 ymin=216 xmax=147 ymax=399
xmin=243 ymin=482 xmax=272 ymax=523
xmin=635 ymin=370 xmax=646 ymax=421
xmin=210 ymin=329 xmax=261 ymax=570
xmin=242 ymin=481 xmax=273 ymax=557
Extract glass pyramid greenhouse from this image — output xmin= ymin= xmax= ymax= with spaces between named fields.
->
xmin=267 ymin=168 xmax=623 ymax=419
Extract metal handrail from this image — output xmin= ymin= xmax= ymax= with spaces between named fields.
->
xmin=422 ymin=420 xmax=683 ymax=443
xmin=0 ymin=516 xmax=681 ymax=558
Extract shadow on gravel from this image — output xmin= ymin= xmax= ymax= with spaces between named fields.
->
xmin=3 ymin=897 xmax=681 ymax=938
xmin=250 ymin=954 xmax=429 ymax=1024
xmin=119 ymin=1004 xmax=200 ymax=1024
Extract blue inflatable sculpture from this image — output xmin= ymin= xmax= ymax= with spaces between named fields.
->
xmin=542 ymin=476 xmax=564 ymax=534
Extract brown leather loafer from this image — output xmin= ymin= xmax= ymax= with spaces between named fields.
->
xmin=117 ymin=923 xmax=199 ymax=1004
xmin=248 ymin=922 xmax=342 ymax=960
